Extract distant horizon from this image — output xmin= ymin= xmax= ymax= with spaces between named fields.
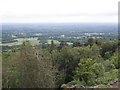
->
xmin=1 ymin=22 xmax=118 ymax=24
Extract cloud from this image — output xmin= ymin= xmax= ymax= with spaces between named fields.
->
xmin=0 ymin=0 xmax=118 ymax=23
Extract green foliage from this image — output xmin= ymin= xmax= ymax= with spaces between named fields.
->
xmin=87 ymin=38 xmax=94 ymax=47
xmin=3 ymin=41 xmax=56 ymax=88
xmin=2 ymin=39 xmax=119 ymax=88
xmin=69 ymin=40 xmax=118 ymax=87
xmin=77 ymin=46 xmax=92 ymax=58
xmin=103 ymin=60 xmax=115 ymax=72
xmin=59 ymin=41 xmax=68 ymax=49
xmin=111 ymin=50 xmax=119 ymax=69
xmin=91 ymin=63 xmax=105 ymax=78
xmin=104 ymin=51 xmax=112 ymax=59
xmin=50 ymin=40 xmax=55 ymax=52
xmin=100 ymin=40 xmax=118 ymax=58
xmin=73 ymin=41 xmax=82 ymax=47
xmin=102 ymin=69 xmax=118 ymax=85
xmin=95 ymin=39 xmax=102 ymax=46
xmin=58 ymin=46 xmax=80 ymax=83
xmin=74 ymin=58 xmax=96 ymax=86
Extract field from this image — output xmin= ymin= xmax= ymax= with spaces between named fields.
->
xmin=0 ymin=37 xmax=40 ymax=46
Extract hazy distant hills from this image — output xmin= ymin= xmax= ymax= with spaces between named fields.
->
xmin=2 ymin=23 xmax=117 ymax=33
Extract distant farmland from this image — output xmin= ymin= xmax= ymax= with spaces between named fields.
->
xmin=1 ymin=37 xmax=40 ymax=46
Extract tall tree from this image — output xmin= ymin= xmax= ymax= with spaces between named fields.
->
xmin=17 ymin=41 xmax=56 ymax=88
xmin=87 ymin=38 xmax=94 ymax=47
xmin=50 ymin=40 xmax=55 ymax=52
xmin=73 ymin=58 xmax=96 ymax=86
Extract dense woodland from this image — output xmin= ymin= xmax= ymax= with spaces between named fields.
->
xmin=2 ymin=38 xmax=120 ymax=88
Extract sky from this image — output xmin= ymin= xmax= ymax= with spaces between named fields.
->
xmin=0 ymin=0 xmax=119 ymax=23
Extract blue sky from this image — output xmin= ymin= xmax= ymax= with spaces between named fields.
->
xmin=0 ymin=0 xmax=119 ymax=23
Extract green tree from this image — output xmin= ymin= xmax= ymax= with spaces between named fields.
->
xmin=100 ymin=40 xmax=118 ymax=58
xmin=95 ymin=39 xmax=102 ymax=46
xmin=73 ymin=58 xmax=96 ymax=86
xmin=87 ymin=38 xmax=94 ymax=47
xmin=59 ymin=41 xmax=68 ymax=50
xmin=50 ymin=40 xmax=55 ymax=53
xmin=91 ymin=63 xmax=105 ymax=78
xmin=73 ymin=41 xmax=82 ymax=47
xmin=103 ymin=60 xmax=115 ymax=72
xmin=111 ymin=50 xmax=119 ymax=69
xmin=91 ymin=44 xmax=101 ymax=60
xmin=58 ymin=46 xmax=80 ymax=83
xmin=3 ymin=41 xmax=56 ymax=88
